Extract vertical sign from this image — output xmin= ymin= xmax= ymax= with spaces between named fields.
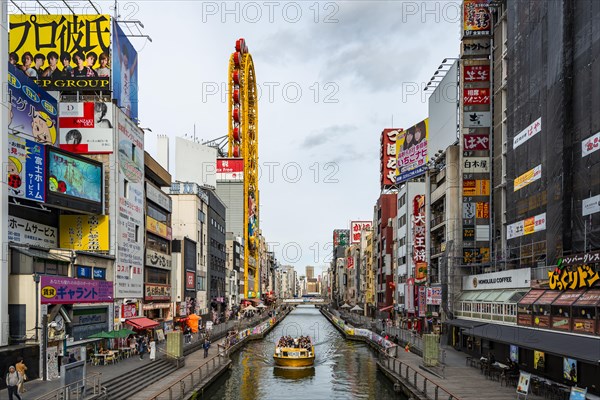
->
xmin=115 ymin=108 xmax=144 ymax=297
xmin=350 ymin=221 xmax=372 ymax=244
xmin=381 ymin=128 xmax=401 ymax=188
xmin=460 ymin=4 xmax=492 ymax=269
xmin=412 ymin=195 xmax=427 ymax=284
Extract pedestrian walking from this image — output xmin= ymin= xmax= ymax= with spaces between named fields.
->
xmin=149 ymin=339 xmax=156 ymax=361
xmin=139 ymin=337 xmax=147 ymax=360
xmin=203 ymin=339 xmax=210 ymax=358
xmin=15 ymin=357 xmax=27 ymax=394
xmin=6 ymin=365 xmax=23 ymax=400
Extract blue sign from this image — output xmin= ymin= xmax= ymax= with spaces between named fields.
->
xmin=8 ymin=135 xmax=46 ymax=202
xmin=569 ymin=387 xmax=587 ymax=400
xmin=112 ymin=21 xmax=138 ymax=122
xmin=77 ymin=266 xmax=92 ymax=279
xmin=93 ymin=268 xmax=106 ymax=280
xmin=396 ymin=165 xmax=427 ymax=184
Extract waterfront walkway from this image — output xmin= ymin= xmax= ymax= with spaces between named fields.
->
xmin=325 ymin=308 xmax=549 ymax=400
xmin=0 ymin=308 xmax=287 ymax=400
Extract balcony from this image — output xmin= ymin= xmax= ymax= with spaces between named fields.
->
xmin=430 ymin=245 xmax=443 ymax=257
xmin=430 ymin=215 xmax=445 ymax=229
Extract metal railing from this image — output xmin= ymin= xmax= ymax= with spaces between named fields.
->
xmin=379 ymin=355 xmax=460 ymax=400
xmin=34 ymin=373 xmax=105 ymax=400
xmin=148 ymin=356 xmax=228 ymax=400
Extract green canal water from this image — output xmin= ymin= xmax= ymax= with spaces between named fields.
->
xmin=200 ymin=306 xmax=404 ymax=400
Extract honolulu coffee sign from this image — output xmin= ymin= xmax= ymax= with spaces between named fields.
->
xmin=463 ymin=268 xmax=531 ymax=291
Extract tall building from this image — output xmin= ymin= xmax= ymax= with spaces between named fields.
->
xmin=207 ymin=190 xmax=227 ymax=314
xmin=374 ymin=193 xmax=398 ymax=313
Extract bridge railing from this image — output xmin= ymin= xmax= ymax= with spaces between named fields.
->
xmin=378 ymin=354 xmax=460 ymax=400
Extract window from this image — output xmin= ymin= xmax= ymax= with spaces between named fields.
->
xmin=147 ymin=234 xmax=170 ymax=254
xmin=147 ymin=204 xmax=168 ymax=223
xmin=399 ymin=194 xmax=406 ymax=208
xmin=146 ymin=267 xmax=169 ymax=284
xmin=132 ymin=144 xmax=136 ymax=162
xmin=135 ymin=225 xmax=140 ymax=242
xmin=124 ymin=180 xmax=129 ymax=198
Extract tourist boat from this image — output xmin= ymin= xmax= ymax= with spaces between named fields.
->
xmin=273 ymin=336 xmax=315 ymax=367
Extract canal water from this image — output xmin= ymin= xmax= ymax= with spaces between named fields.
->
xmin=202 ymin=306 xmax=403 ymax=400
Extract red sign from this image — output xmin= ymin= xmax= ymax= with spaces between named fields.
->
xmin=122 ymin=304 xmax=137 ymax=319
xmin=418 ymin=286 xmax=427 ymax=317
xmin=350 ymin=221 xmax=372 ymax=244
xmin=186 ymin=271 xmax=196 ymax=290
xmin=412 ymin=195 xmax=427 ymax=284
xmin=463 ymin=88 xmax=490 ymax=105
xmin=464 ymin=65 xmax=490 ymax=82
xmin=380 ymin=128 xmax=402 ymax=188
xmin=216 ymin=158 xmax=244 ymax=181
xmin=347 ymin=257 xmax=354 ymax=269
xmin=463 ymin=134 xmax=490 ymax=150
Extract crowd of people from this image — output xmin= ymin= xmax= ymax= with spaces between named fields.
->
xmin=277 ymin=335 xmax=312 ymax=349
xmin=9 ymin=50 xmax=110 ymax=80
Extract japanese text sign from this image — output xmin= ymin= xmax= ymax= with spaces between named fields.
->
xmin=333 ymin=229 xmax=349 ymax=247
xmin=381 ymin=128 xmax=402 ymax=188
xmin=41 ymin=276 xmax=113 ymax=304
xmin=548 ymin=265 xmax=599 ymax=291
xmin=8 ymin=216 xmax=57 ymax=247
xmin=9 ymin=14 xmax=111 ymax=91
xmin=464 ymin=65 xmax=490 ymax=82
xmin=463 ymin=134 xmax=490 ymax=150
xmin=8 ymin=134 xmax=46 ymax=202
xmin=514 ymin=165 xmax=542 ymax=192
xmin=507 ymin=213 xmax=546 ymax=240
xmin=396 ymin=119 xmax=429 ymax=184
xmin=59 ymin=102 xmax=114 ymax=154
xmin=463 ymin=179 xmax=490 ymax=196
xmin=59 ymin=215 xmax=109 ymax=251
xmin=513 ymin=117 xmax=542 ymax=149
xmin=412 ymin=195 xmax=427 ymax=284
xmin=350 ymin=221 xmax=372 ymax=244
xmin=463 ymin=88 xmax=490 ymax=105
xmin=582 ymin=131 xmax=600 ymax=157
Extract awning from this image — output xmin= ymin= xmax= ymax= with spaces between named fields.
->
xmin=574 ymin=289 xmax=600 ymax=306
xmin=445 ymin=318 xmax=487 ymax=330
xmin=459 ymin=291 xmax=481 ymax=301
xmin=468 ymin=322 xmax=600 ymax=364
xmin=552 ymin=289 xmax=586 ymax=306
xmin=534 ymin=291 xmax=561 ymax=305
xmin=244 ymin=298 xmax=261 ymax=305
xmin=518 ymin=289 xmax=545 ymax=305
xmin=125 ymin=317 xmax=159 ymax=330
xmin=11 ymin=247 xmax=71 ymax=262
xmin=495 ymin=289 xmax=528 ymax=303
xmin=379 ymin=305 xmax=394 ymax=312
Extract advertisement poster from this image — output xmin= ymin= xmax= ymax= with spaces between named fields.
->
xmin=582 ymin=131 xmax=600 ymax=157
xmin=47 ymin=148 xmax=102 ymax=203
xmin=9 ymin=15 xmax=111 ymax=91
xmin=112 ymin=20 xmax=139 ymax=121
xmin=534 ymin=350 xmax=545 ymax=371
xmin=381 ymin=128 xmax=401 ymax=187
xmin=7 ymin=134 xmax=46 ymax=202
xmin=463 ymin=0 xmax=491 ymax=37
xmin=40 ymin=276 xmax=113 ymax=304
xmin=507 ymin=213 xmax=546 ymax=240
xmin=8 ymin=216 xmax=57 ymax=248
xmin=333 ymin=229 xmax=349 ymax=247
xmin=426 ymin=287 xmax=442 ymax=305
xmin=513 ymin=117 xmax=542 ymax=149
xmin=516 ymin=371 xmax=531 ymax=395
xmin=396 ymin=119 xmax=428 ymax=184
xmin=116 ymin=109 xmax=144 ymax=297
xmin=510 ymin=345 xmax=519 ymax=363
xmin=59 ymin=215 xmax=109 ymax=251
xmin=7 ymin=64 xmax=59 ymax=146
xmin=563 ymin=358 xmax=577 ymax=383
xmin=350 ymin=221 xmax=372 ymax=244
xmin=570 ymin=387 xmax=588 ymax=400
xmin=59 ymin=102 xmax=114 ymax=154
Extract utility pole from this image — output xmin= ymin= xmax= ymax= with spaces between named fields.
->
xmin=1 ymin=0 xmax=10 ymax=347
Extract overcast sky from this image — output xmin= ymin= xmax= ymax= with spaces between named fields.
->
xmin=41 ymin=1 xmax=461 ymax=277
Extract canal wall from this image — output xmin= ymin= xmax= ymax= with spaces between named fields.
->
xmin=320 ymin=308 xmax=456 ymax=400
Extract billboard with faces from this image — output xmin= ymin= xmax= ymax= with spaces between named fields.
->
xmin=59 ymin=102 xmax=114 ymax=154
xmin=396 ymin=119 xmax=429 ymax=184
xmin=9 ymin=14 xmax=111 ymax=91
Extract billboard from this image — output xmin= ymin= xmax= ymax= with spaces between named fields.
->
xmin=462 ymin=0 xmax=491 ymax=37
xmin=380 ymin=129 xmax=401 ymax=188
xmin=396 ymin=119 xmax=429 ymax=184
xmin=350 ymin=221 xmax=372 ymax=244
xmin=112 ymin=20 xmax=139 ymax=121
xmin=7 ymin=134 xmax=46 ymax=202
xmin=514 ymin=165 xmax=542 ymax=192
xmin=41 ymin=276 xmax=113 ymax=304
xmin=463 ymin=88 xmax=490 ymax=105
xmin=59 ymin=215 xmax=109 ymax=251
xmin=507 ymin=213 xmax=547 ymax=240
xmin=463 ymin=179 xmax=490 ymax=196
xmin=217 ymin=158 xmax=244 ymax=181
xmin=7 ymin=64 xmax=59 ymax=146
xmin=9 ymin=15 xmax=111 ymax=91
xmin=412 ymin=195 xmax=427 ymax=284
xmin=428 ymin=60 xmax=458 ymax=158
xmin=333 ymin=229 xmax=350 ymax=247
xmin=8 ymin=216 xmax=57 ymax=248
xmin=463 ymin=111 xmax=491 ymax=127
xmin=513 ymin=117 xmax=542 ymax=149
xmin=59 ymin=102 xmax=114 ymax=153
xmin=46 ymin=146 xmax=103 ymax=213
xmin=463 ymin=65 xmax=490 ymax=82
xmin=115 ymin=109 xmax=144 ymax=297
xmin=463 ymin=134 xmax=490 ymax=150
xmin=581 ymin=131 xmax=600 ymax=157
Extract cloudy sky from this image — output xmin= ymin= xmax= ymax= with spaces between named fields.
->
xmin=27 ymin=0 xmax=461 ymax=276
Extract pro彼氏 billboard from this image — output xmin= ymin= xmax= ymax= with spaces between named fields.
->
xmin=9 ymin=14 xmax=111 ymax=91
